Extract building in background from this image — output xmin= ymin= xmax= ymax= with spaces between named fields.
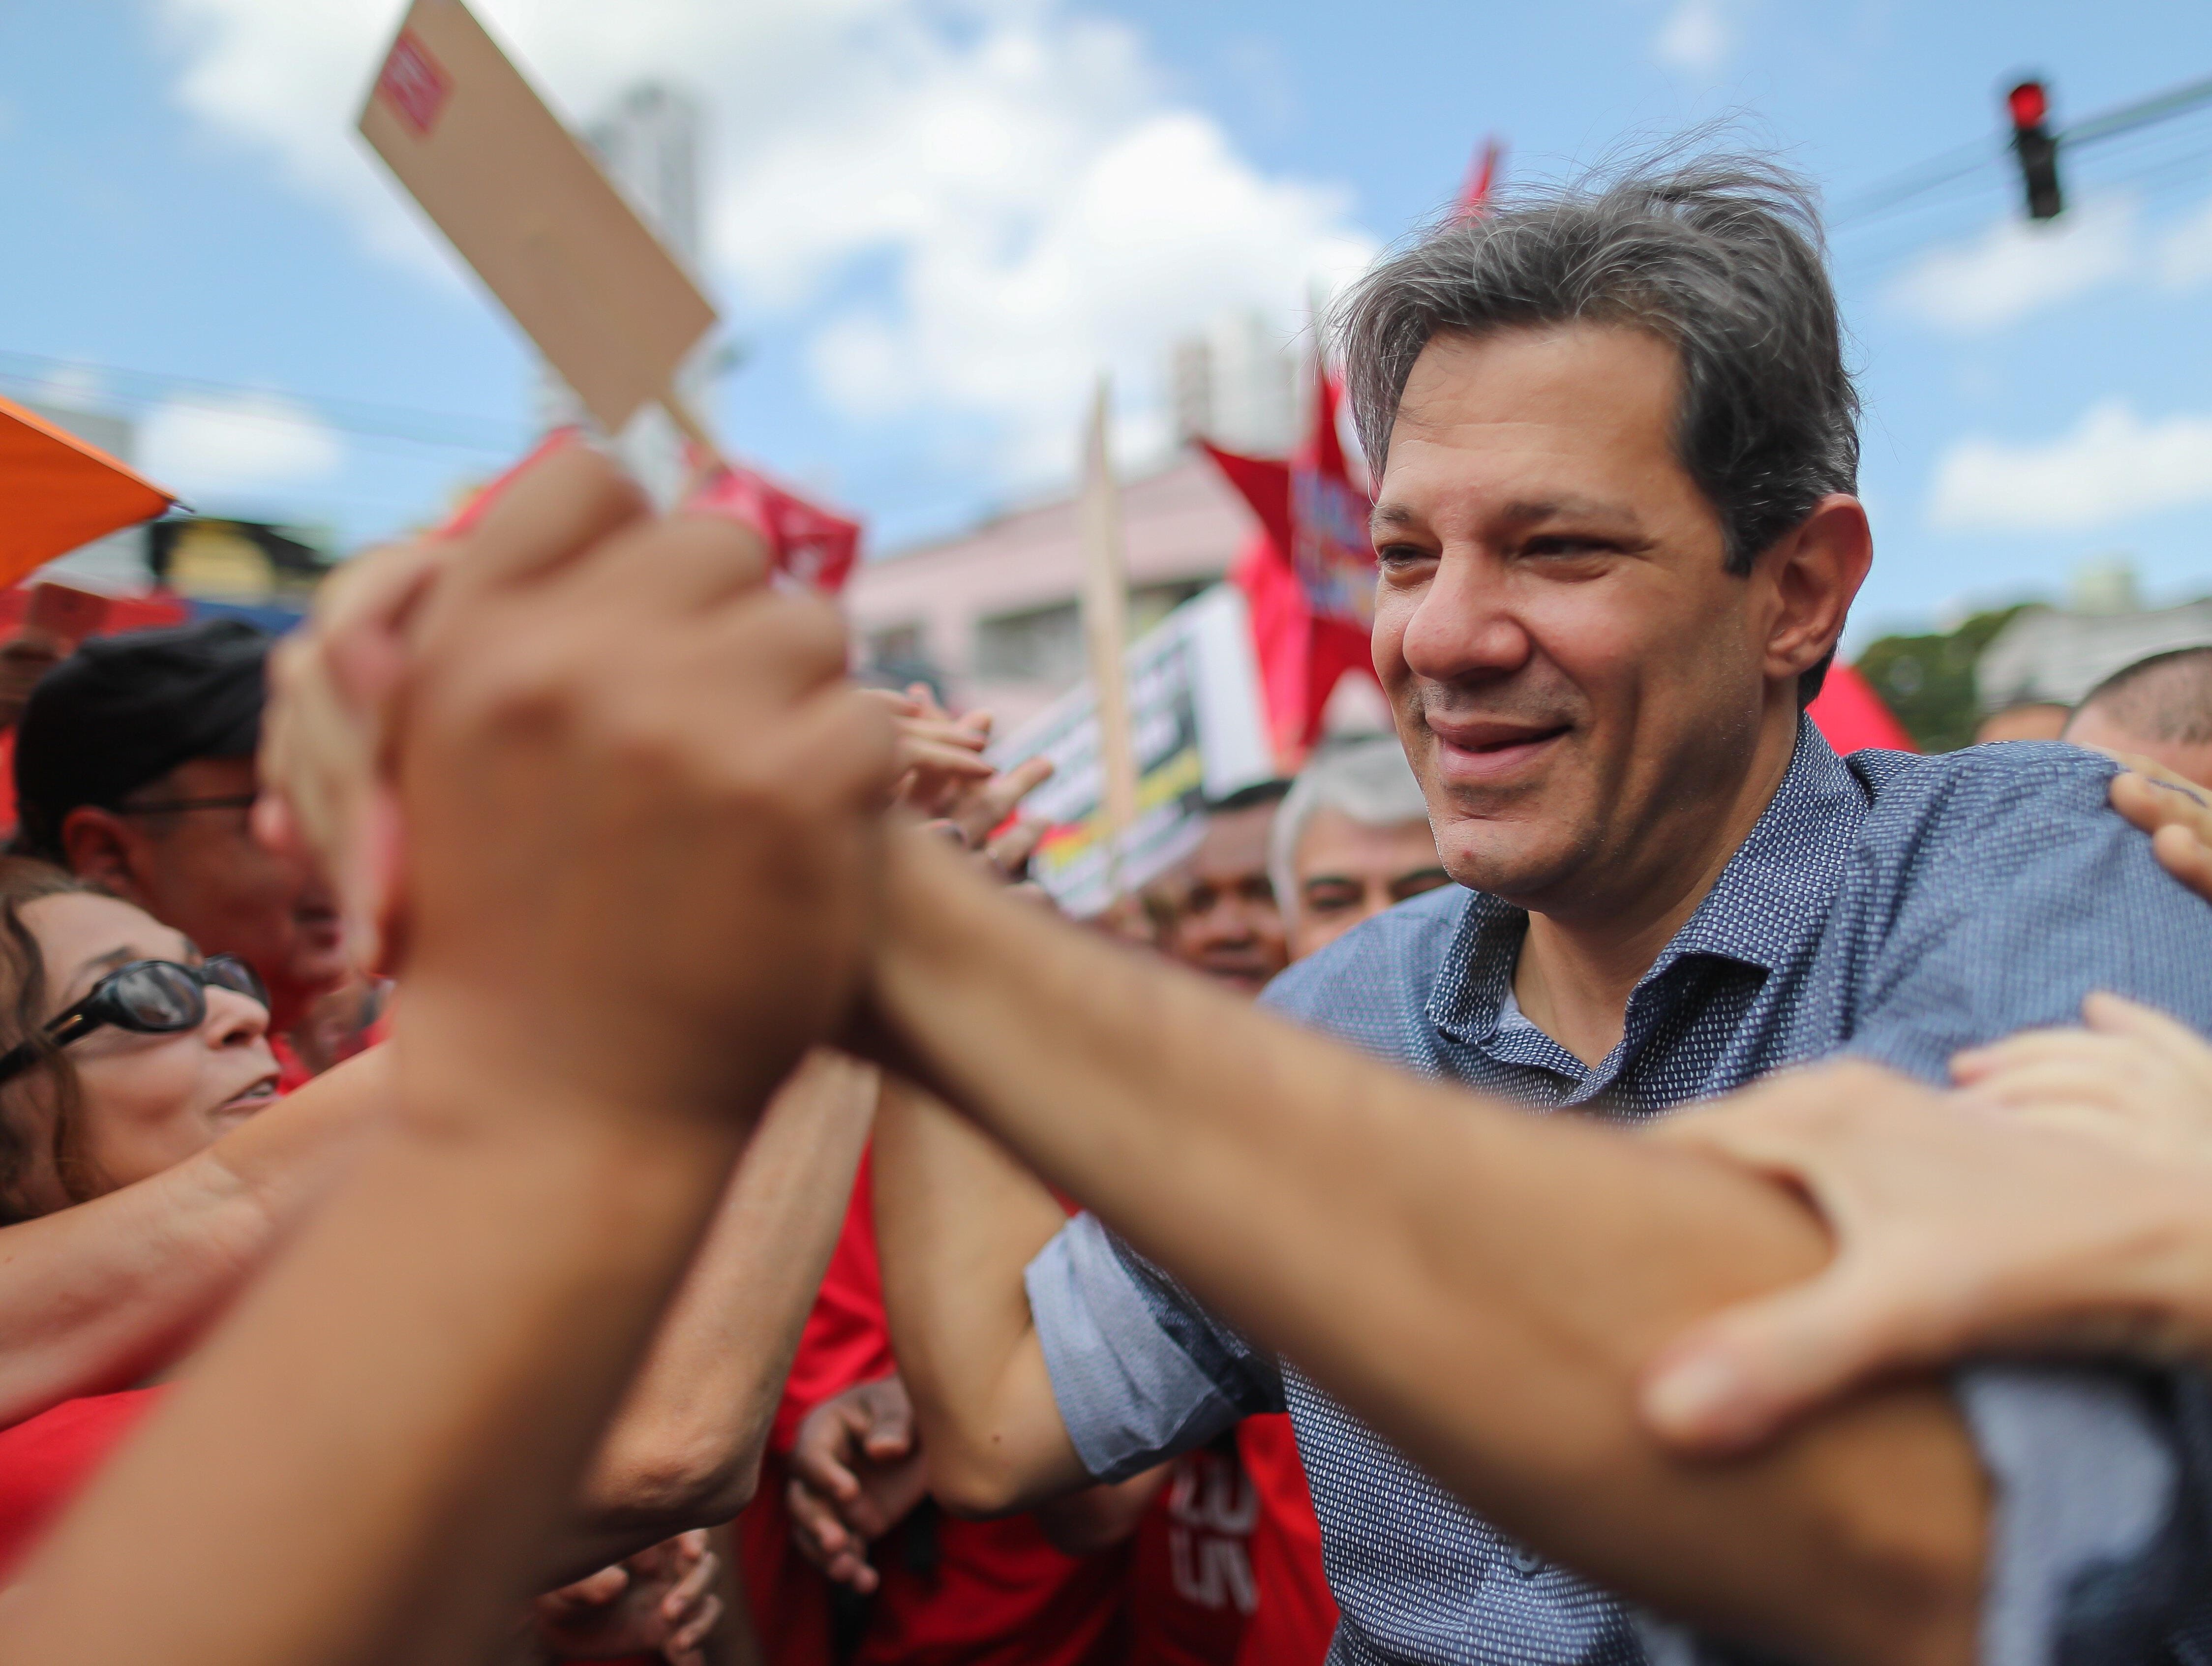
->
xmin=541 ymin=81 xmax=722 ymax=504
xmin=1171 ymin=310 xmax=1300 ymax=455
xmin=1977 ymin=559 xmax=2212 ymax=714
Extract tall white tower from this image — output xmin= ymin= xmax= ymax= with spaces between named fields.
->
xmin=539 ymin=81 xmax=716 ymax=502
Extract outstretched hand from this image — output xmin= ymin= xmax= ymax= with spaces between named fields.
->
xmin=1635 ymin=1060 xmax=2212 ymax=1454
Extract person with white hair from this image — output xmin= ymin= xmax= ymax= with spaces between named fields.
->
xmin=1269 ymin=737 xmax=1453 ymax=963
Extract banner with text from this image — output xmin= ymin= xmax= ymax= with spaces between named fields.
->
xmin=989 ymin=584 xmax=1274 ymax=919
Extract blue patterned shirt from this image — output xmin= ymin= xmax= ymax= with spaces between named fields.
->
xmin=1026 ymin=723 xmax=2212 ymax=1666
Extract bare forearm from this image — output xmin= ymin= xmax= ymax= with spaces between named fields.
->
xmin=872 ymin=1077 xmax=1089 ymax=1515
xmin=0 ymin=1048 xmax=385 ymax=1423
xmin=573 ymin=1051 xmax=877 ymax=1555
xmin=0 ymin=1048 xmax=744 ymax=1666
xmin=873 ymin=836 xmax=1984 ymax=1666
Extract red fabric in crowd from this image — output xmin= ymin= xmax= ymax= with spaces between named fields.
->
xmin=1805 ymin=660 xmax=1917 ymax=755
xmin=0 ymin=1386 xmax=164 ymax=1583
xmin=1127 ymin=1442 xmax=1254 ymax=1666
xmin=1234 ymin=1416 xmax=1337 ymax=1666
xmin=744 ymin=1154 xmax=1128 ymax=1666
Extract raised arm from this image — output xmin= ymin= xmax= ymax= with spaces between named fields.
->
xmin=871 ymin=1076 xmax=1090 ymax=1516
xmin=564 ymin=1050 xmax=876 ymax=1571
xmin=0 ymin=447 xmax=894 ymax=1666
xmin=0 ymin=1043 xmax=385 ymax=1426
xmin=868 ymin=829 xmax=1984 ymax=1666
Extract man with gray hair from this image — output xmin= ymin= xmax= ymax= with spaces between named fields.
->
xmin=875 ymin=151 xmax=2212 ymax=1666
xmin=1268 ymin=735 xmax=1451 ymax=962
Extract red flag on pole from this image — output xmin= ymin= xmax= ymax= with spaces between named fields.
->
xmin=1455 ymin=137 xmax=1504 ymax=220
xmin=1206 ymin=363 xmax=1379 ymax=767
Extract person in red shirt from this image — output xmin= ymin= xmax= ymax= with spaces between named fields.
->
xmin=747 ymin=1151 xmax=1132 ymax=1666
xmin=0 ymin=855 xmax=866 ymax=1664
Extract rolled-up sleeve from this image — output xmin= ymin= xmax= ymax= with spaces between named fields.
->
xmin=1025 ymin=1212 xmax=1283 ymax=1483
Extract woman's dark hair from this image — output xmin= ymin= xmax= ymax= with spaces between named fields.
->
xmin=0 ymin=861 xmax=105 ymax=1225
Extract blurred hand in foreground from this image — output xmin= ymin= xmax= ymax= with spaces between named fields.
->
xmin=391 ymin=443 xmax=896 ymax=1122
xmin=787 ymin=1373 xmax=929 ymax=1594
xmin=1634 ymin=1060 xmax=2212 ymax=1455
xmin=1952 ymin=991 xmax=2212 ymax=1162
xmin=532 ymin=1530 xmax=722 ymax=1665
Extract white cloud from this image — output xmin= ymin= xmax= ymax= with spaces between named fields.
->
xmin=2156 ymin=195 xmax=2212 ymax=290
xmin=1886 ymin=193 xmax=2137 ymax=333
xmin=153 ymin=0 xmax=1373 ymax=486
xmin=1928 ymin=399 xmax=2212 ymax=533
xmin=1652 ymin=0 xmax=1733 ymax=77
xmin=140 ymin=392 xmax=344 ymax=497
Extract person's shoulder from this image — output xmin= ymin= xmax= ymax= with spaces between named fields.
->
xmin=1262 ymin=882 xmax=1471 ymax=1026
xmin=1850 ymin=739 xmax=2122 ymax=860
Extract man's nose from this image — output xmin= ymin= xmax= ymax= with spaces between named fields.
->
xmin=1399 ymin=550 xmax=1531 ymax=686
xmin=1191 ymin=898 xmax=1256 ymax=946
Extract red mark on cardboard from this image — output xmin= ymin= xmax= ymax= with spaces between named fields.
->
xmin=377 ymin=30 xmax=451 ymax=137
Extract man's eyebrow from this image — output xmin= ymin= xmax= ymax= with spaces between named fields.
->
xmin=1495 ymin=495 xmax=1639 ymax=525
xmin=1369 ymin=502 xmax=1420 ymax=533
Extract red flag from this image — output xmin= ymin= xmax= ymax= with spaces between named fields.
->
xmin=1455 ymin=138 xmax=1504 ymax=220
xmin=1206 ymin=362 xmax=1379 ymax=766
xmin=689 ymin=461 xmax=862 ymax=594
xmin=1806 ymin=660 xmax=1916 ymax=755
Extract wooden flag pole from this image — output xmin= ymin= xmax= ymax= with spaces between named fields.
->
xmin=1077 ymin=377 xmax=1139 ymax=903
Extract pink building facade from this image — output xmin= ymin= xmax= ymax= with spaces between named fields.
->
xmin=843 ymin=454 xmax=1259 ymax=732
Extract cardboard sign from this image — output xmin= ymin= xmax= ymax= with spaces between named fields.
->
xmin=988 ymin=586 xmax=1274 ymax=920
xmin=358 ymin=0 xmax=718 ymax=437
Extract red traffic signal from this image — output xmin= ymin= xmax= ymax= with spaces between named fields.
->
xmin=2004 ymin=77 xmax=2062 ymax=220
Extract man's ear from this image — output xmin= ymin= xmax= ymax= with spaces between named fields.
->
xmin=1760 ymin=494 xmax=1872 ymax=688
xmin=59 ymin=806 xmax=152 ymax=907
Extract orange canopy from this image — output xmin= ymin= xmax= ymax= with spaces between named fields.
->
xmin=0 ymin=394 xmax=175 ymax=589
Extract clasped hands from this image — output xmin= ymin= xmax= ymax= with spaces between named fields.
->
xmin=258 ymin=436 xmax=2212 ymax=1473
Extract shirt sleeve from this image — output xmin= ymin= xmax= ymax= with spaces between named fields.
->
xmin=1837 ymin=746 xmax=2212 ymax=1087
xmin=1960 ymin=1364 xmax=2212 ymax=1666
xmin=1635 ymin=1369 xmax=2212 ymax=1666
xmin=1024 ymin=1212 xmax=1284 ymax=1483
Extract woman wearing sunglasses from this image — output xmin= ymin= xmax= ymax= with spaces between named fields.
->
xmin=0 ymin=859 xmax=821 ymax=1664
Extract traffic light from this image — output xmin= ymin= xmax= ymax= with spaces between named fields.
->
xmin=2007 ymin=79 xmax=2063 ymax=220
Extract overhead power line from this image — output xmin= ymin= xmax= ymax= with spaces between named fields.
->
xmin=0 ymin=348 xmax=528 ymax=458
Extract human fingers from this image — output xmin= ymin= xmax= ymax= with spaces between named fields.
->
xmin=861 ymin=1382 xmax=917 ymax=1461
xmin=2110 ymin=769 xmax=2212 ymax=903
xmin=1639 ymin=1260 xmax=1934 ymax=1454
xmin=540 ymin=1563 xmax=631 ymax=1616
xmin=432 ymin=442 xmax=648 ymax=594
xmin=664 ymin=1592 xmax=723 ymax=1662
xmin=787 ymin=1477 xmax=855 ymax=1564
xmin=791 ymin=1402 xmax=868 ymax=1503
xmin=946 ymin=755 xmax=1056 ymax=848
xmin=2083 ymin=990 xmax=2212 ymax=1070
xmin=659 ymin=1541 xmax=718 ymax=1625
xmin=982 ymin=817 xmax=1048 ymax=884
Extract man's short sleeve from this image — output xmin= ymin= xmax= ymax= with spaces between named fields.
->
xmin=1837 ymin=747 xmax=2212 ymax=1085
xmin=1025 ymin=1212 xmax=1284 ymax=1483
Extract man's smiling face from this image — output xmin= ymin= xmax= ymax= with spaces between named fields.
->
xmin=1370 ymin=323 xmax=1772 ymax=919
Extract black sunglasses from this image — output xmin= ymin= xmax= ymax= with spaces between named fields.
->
xmin=0 ymin=956 xmax=269 ymax=1089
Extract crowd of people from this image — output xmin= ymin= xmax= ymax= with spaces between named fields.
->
xmin=2 ymin=149 xmax=2212 ymax=1666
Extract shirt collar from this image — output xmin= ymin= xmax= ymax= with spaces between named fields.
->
xmin=1427 ymin=715 xmax=1871 ymax=1046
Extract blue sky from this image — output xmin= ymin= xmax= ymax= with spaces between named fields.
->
xmin=6 ymin=0 xmax=2212 ymax=645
